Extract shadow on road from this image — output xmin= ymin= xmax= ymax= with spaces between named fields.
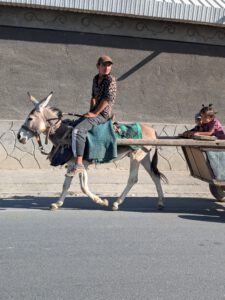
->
xmin=0 ymin=195 xmax=224 ymax=222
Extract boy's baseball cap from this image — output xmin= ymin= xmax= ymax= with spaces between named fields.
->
xmin=97 ymin=55 xmax=113 ymax=65
xmin=195 ymin=113 xmax=201 ymax=120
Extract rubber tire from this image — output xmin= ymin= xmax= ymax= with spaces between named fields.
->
xmin=209 ymin=184 xmax=225 ymax=202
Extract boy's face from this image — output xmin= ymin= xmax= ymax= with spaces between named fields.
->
xmin=201 ymin=112 xmax=213 ymax=124
xmin=97 ymin=62 xmax=112 ymax=76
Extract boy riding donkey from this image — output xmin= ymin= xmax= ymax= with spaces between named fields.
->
xmin=67 ymin=55 xmax=117 ymax=176
xmin=17 ymin=56 xmax=166 ymax=210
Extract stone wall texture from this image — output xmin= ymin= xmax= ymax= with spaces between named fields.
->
xmin=0 ymin=6 xmax=224 ymax=170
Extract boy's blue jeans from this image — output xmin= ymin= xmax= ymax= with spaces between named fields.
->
xmin=72 ymin=114 xmax=107 ymax=157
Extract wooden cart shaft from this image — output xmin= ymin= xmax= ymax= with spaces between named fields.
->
xmin=117 ymin=137 xmax=225 ymax=187
xmin=117 ymin=137 xmax=225 ymax=148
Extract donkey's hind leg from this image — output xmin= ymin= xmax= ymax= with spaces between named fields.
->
xmin=112 ymin=155 xmax=140 ymax=211
xmin=50 ymin=175 xmax=73 ymax=210
xmin=79 ymin=170 xmax=108 ymax=207
xmin=141 ymin=153 xmax=165 ymax=209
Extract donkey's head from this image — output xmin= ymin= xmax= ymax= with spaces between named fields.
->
xmin=17 ymin=92 xmax=55 ymax=144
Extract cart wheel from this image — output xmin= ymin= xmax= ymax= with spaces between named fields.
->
xmin=209 ymin=184 xmax=225 ymax=202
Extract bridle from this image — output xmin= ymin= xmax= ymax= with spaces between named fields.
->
xmin=21 ymin=124 xmax=39 ymax=137
xmin=21 ymin=112 xmax=82 ymax=155
xmin=21 ymin=117 xmax=62 ymax=155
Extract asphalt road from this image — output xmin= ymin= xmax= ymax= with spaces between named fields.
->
xmin=0 ymin=197 xmax=225 ymax=300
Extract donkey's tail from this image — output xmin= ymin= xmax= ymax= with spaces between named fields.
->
xmin=151 ymin=148 xmax=168 ymax=184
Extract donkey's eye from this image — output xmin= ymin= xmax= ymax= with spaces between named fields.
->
xmin=28 ymin=117 xmax=33 ymax=121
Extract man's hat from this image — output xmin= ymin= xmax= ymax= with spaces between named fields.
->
xmin=97 ymin=55 xmax=113 ymax=65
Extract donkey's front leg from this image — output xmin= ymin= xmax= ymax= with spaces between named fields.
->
xmin=50 ymin=175 xmax=73 ymax=210
xmin=79 ymin=170 xmax=108 ymax=207
xmin=112 ymin=156 xmax=140 ymax=211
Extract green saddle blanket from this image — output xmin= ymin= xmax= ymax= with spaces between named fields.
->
xmin=115 ymin=122 xmax=143 ymax=150
xmin=84 ymin=121 xmax=142 ymax=163
xmin=84 ymin=120 xmax=117 ymax=163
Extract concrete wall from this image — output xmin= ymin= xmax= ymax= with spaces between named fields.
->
xmin=0 ymin=6 xmax=225 ymax=170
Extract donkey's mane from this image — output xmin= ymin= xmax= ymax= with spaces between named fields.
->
xmin=30 ymin=106 xmax=62 ymax=118
xmin=30 ymin=106 xmax=63 ymax=119
xmin=49 ymin=106 xmax=63 ymax=119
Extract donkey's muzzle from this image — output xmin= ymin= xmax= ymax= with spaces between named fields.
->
xmin=17 ymin=132 xmax=27 ymax=144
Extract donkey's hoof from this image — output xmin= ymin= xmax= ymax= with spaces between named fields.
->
xmin=50 ymin=203 xmax=59 ymax=210
xmin=56 ymin=201 xmax=63 ymax=207
xmin=50 ymin=201 xmax=63 ymax=210
xmin=102 ymin=199 xmax=109 ymax=207
xmin=158 ymin=204 xmax=164 ymax=210
xmin=112 ymin=202 xmax=119 ymax=211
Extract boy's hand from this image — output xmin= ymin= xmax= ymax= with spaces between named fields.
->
xmin=182 ymin=130 xmax=194 ymax=138
xmin=83 ymin=112 xmax=98 ymax=118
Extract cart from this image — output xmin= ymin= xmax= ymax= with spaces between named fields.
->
xmin=182 ymin=145 xmax=225 ymax=201
xmin=117 ymin=137 xmax=225 ymax=201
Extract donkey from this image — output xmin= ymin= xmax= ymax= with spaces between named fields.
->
xmin=17 ymin=92 xmax=166 ymax=211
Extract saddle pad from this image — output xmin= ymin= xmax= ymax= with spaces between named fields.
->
xmin=84 ymin=120 xmax=117 ymax=163
xmin=50 ymin=121 xmax=143 ymax=166
xmin=115 ymin=122 xmax=143 ymax=150
xmin=50 ymin=145 xmax=73 ymax=167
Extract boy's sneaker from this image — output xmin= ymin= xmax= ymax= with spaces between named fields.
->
xmin=66 ymin=164 xmax=84 ymax=177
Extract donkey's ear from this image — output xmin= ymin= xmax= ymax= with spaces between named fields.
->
xmin=39 ymin=92 xmax=53 ymax=109
xmin=27 ymin=92 xmax=39 ymax=105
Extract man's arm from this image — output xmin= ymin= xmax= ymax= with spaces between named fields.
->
xmin=193 ymin=121 xmax=215 ymax=136
xmin=193 ymin=130 xmax=214 ymax=136
xmin=84 ymin=99 xmax=109 ymax=118
xmin=90 ymin=98 xmax=96 ymax=110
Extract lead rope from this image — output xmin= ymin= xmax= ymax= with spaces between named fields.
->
xmin=37 ymin=112 xmax=82 ymax=155
xmin=35 ymin=135 xmax=50 ymax=155
xmin=36 ymin=117 xmax=61 ymax=155
xmin=43 ymin=112 xmax=82 ymax=157
xmin=62 ymin=113 xmax=83 ymax=118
